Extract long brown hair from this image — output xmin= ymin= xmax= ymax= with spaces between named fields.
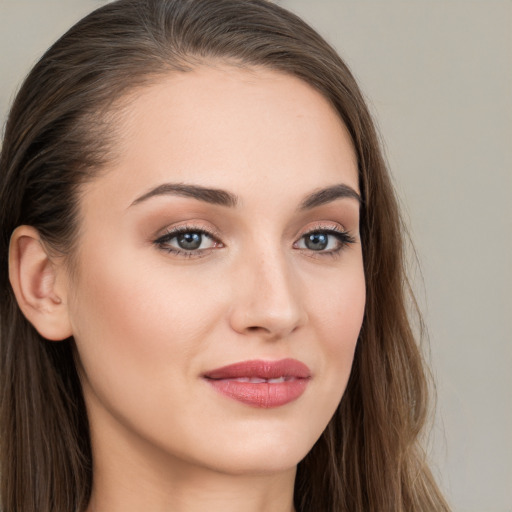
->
xmin=0 ymin=1 xmax=450 ymax=510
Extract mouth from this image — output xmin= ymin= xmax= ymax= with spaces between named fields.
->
xmin=202 ymin=358 xmax=311 ymax=408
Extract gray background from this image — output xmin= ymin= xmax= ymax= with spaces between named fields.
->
xmin=1 ymin=1 xmax=511 ymax=510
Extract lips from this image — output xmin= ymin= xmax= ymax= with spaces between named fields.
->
xmin=203 ymin=358 xmax=311 ymax=408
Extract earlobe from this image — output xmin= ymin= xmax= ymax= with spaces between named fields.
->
xmin=8 ymin=225 xmax=73 ymax=341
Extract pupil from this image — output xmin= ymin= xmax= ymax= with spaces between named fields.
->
xmin=305 ymin=233 xmax=328 ymax=250
xmin=177 ymin=232 xmax=202 ymax=250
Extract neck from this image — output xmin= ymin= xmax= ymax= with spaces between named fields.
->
xmin=88 ymin=463 xmax=297 ymax=512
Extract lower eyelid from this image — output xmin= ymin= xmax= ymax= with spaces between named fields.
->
xmin=152 ymin=225 xmax=224 ymax=258
xmin=294 ymin=229 xmax=355 ymax=250
xmin=153 ymin=225 xmax=355 ymax=257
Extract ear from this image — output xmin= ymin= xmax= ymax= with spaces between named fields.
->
xmin=8 ymin=225 xmax=73 ymax=341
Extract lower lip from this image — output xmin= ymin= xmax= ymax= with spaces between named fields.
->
xmin=205 ymin=378 xmax=309 ymax=408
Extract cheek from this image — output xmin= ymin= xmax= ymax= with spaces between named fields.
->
xmin=307 ymin=262 xmax=365 ymax=403
xmin=67 ymin=245 xmax=221 ymax=406
xmin=310 ymin=260 xmax=365 ymax=346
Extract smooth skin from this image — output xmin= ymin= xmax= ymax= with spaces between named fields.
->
xmin=9 ymin=65 xmax=365 ymax=512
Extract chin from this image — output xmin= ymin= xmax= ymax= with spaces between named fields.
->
xmin=179 ymin=424 xmax=319 ymax=476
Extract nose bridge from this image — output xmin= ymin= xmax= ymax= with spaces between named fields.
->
xmin=229 ymin=240 xmax=306 ymax=338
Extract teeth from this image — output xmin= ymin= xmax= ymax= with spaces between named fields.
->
xmin=231 ymin=377 xmax=290 ymax=383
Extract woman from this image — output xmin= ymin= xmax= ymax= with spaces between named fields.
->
xmin=0 ymin=0 xmax=450 ymax=511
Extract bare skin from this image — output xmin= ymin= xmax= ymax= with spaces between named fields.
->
xmin=10 ymin=65 xmax=365 ymax=512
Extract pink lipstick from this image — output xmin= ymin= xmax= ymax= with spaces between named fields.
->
xmin=203 ymin=358 xmax=311 ymax=408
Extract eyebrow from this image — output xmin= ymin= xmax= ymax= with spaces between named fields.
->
xmin=130 ymin=183 xmax=238 ymax=208
xmin=298 ymin=183 xmax=361 ymax=210
xmin=129 ymin=182 xmax=361 ymax=209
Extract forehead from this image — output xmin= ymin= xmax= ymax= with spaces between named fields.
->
xmin=83 ymin=64 xmax=359 ymax=211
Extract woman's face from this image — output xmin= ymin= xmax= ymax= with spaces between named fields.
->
xmin=65 ymin=65 xmax=365 ymax=477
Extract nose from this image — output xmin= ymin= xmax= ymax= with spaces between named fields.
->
xmin=228 ymin=250 xmax=308 ymax=340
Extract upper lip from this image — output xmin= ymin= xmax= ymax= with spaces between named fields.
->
xmin=203 ymin=358 xmax=311 ymax=380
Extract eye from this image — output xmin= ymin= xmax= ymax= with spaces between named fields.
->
xmin=172 ymin=231 xmax=210 ymax=251
xmin=295 ymin=228 xmax=355 ymax=254
xmin=154 ymin=226 xmax=222 ymax=256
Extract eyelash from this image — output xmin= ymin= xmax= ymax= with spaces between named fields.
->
xmin=153 ymin=224 xmax=356 ymax=259
xmin=294 ymin=227 xmax=356 ymax=259
xmin=153 ymin=225 xmax=222 ymax=259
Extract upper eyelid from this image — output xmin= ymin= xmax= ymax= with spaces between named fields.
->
xmin=295 ymin=222 xmax=350 ymax=238
xmin=153 ymin=226 xmax=221 ymax=257
xmin=154 ymin=221 xmax=351 ymax=240
xmin=155 ymin=224 xmax=221 ymax=241
xmin=295 ymin=227 xmax=355 ymax=244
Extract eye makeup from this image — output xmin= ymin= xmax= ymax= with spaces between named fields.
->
xmin=293 ymin=226 xmax=356 ymax=257
xmin=153 ymin=224 xmax=223 ymax=258
xmin=153 ymin=222 xmax=356 ymax=259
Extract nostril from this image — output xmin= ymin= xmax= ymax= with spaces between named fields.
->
xmin=247 ymin=325 xmax=267 ymax=333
